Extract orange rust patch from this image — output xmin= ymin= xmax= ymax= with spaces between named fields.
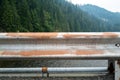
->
xmin=102 ymin=32 xmax=118 ymax=38
xmin=21 ymin=50 xmax=68 ymax=56
xmin=63 ymin=33 xmax=119 ymax=38
xmin=42 ymin=67 xmax=48 ymax=73
xmin=1 ymin=50 xmax=104 ymax=56
xmin=0 ymin=51 xmax=4 ymax=55
xmin=76 ymin=50 xmax=103 ymax=55
xmin=63 ymin=34 xmax=91 ymax=38
xmin=2 ymin=50 xmax=68 ymax=56
xmin=7 ymin=33 xmax=58 ymax=39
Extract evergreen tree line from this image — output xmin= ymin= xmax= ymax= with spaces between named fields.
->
xmin=0 ymin=0 xmax=115 ymax=32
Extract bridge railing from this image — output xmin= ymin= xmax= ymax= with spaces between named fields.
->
xmin=0 ymin=32 xmax=120 ymax=79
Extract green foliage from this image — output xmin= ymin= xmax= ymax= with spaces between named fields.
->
xmin=0 ymin=0 xmax=118 ymax=32
xmin=80 ymin=4 xmax=120 ymax=31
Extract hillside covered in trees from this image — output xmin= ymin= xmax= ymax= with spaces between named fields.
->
xmin=80 ymin=4 xmax=120 ymax=32
xmin=0 ymin=0 xmax=119 ymax=32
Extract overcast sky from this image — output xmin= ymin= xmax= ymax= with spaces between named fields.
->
xmin=67 ymin=0 xmax=120 ymax=12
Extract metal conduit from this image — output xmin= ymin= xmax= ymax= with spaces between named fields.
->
xmin=0 ymin=67 xmax=108 ymax=73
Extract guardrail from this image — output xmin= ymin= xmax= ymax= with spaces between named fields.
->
xmin=0 ymin=32 xmax=120 ymax=79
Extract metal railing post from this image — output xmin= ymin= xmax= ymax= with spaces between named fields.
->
xmin=108 ymin=60 xmax=115 ymax=74
xmin=115 ymin=60 xmax=120 ymax=80
xmin=42 ymin=67 xmax=49 ymax=77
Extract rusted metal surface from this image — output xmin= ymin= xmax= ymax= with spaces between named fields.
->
xmin=63 ymin=32 xmax=119 ymax=38
xmin=7 ymin=33 xmax=58 ymax=39
xmin=0 ymin=32 xmax=120 ymax=59
xmin=0 ymin=32 xmax=120 ymax=39
xmin=42 ymin=67 xmax=48 ymax=73
xmin=0 ymin=50 xmax=119 ymax=58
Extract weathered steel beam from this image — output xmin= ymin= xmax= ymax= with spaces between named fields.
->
xmin=0 ymin=32 xmax=120 ymax=60
xmin=0 ymin=32 xmax=120 ymax=39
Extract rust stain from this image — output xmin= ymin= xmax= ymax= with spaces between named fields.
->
xmin=2 ymin=51 xmax=18 ymax=55
xmin=6 ymin=32 xmax=119 ymax=39
xmin=21 ymin=50 xmax=68 ymax=56
xmin=102 ymin=32 xmax=118 ymax=38
xmin=2 ymin=50 xmax=68 ymax=56
xmin=1 ymin=50 xmax=104 ymax=57
xmin=76 ymin=50 xmax=103 ymax=55
xmin=0 ymin=51 xmax=4 ymax=55
xmin=7 ymin=33 xmax=58 ymax=39
xmin=63 ymin=32 xmax=119 ymax=38
xmin=42 ymin=67 xmax=48 ymax=73
xmin=63 ymin=34 xmax=91 ymax=38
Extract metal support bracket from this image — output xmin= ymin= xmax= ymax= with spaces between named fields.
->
xmin=42 ymin=67 xmax=49 ymax=77
xmin=108 ymin=60 xmax=115 ymax=74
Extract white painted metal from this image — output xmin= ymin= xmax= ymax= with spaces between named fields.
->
xmin=0 ymin=67 xmax=108 ymax=73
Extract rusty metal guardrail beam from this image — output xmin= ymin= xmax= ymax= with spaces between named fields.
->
xmin=0 ymin=32 xmax=120 ymax=79
xmin=0 ymin=32 xmax=120 ymax=60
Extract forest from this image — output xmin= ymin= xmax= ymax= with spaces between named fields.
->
xmin=0 ymin=0 xmax=119 ymax=32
